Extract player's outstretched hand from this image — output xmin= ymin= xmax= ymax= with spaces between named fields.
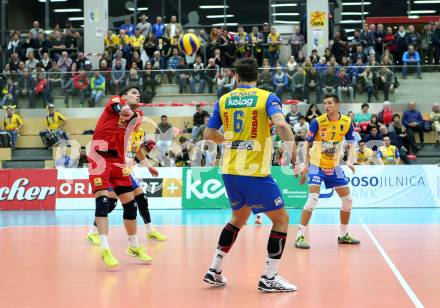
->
xmin=299 ymin=165 xmax=308 ymax=186
xmin=120 ymin=105 xmax=134 ymax=120
xmin=148 ymin=166 xmax=159 ymax=177
xmin=347 ymin=163 xmax=355 ymax=175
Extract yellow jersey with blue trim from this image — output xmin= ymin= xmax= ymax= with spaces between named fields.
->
xmin=207 ymin=86 xmax=283 ymax=177
xmin=377 ymin=145 xmax=400 ymax=165
xmin=306 ymin=113 xmax=355 ymax=169
xmin=127 ymin=128 xmax=145 ymax=159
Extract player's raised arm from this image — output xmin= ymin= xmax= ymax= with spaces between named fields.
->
xmin=204 ymin=101 xmax=225 ymax=144
xmin=270 ymin=112 xmax=297 ymax=166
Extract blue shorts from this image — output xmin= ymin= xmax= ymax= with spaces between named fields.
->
xmin=108 ymin=174 xmax=140 ymax=192
xmin=308 ymin=164 xmax=348 ymax=189
xmin=222 ymin=174 xmax=284 ymax=214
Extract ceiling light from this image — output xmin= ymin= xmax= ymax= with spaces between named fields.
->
xmin=340 ymin=20 xmax=363 ymax=24
xmin=341 ymin=12 xmax=369 ymax=15
xmin=206 ymin=15 xmax=234 ymax=19
xmin=274 ymin=20 xmax=300 ymax=24
xmin=271 ymin=4 xmax=298 ymax=7
xmin=68 ymin=17 xmax=84 ymax=21
xmin=199 ymin=5 xmax=229 ymax=9
xmin=414 ymin=0 xmax=440 ymax=3
xmin=38 ymin=0 xmax=68 ymax=2
xmin=342 ymin=2 xmax=371 ymax=5
xmin=53 ymin=9 xmax=82 ymax=13
xmin=127 ymin=7 xmax=149 ymax=11
xmin=407 ymin=10 xmax=436 ymax=14
xmin=272 ymin=13 xmax=299 ymax=16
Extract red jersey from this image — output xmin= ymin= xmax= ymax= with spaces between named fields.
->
xmin=92 ymin=96 xmax=143 ymax=159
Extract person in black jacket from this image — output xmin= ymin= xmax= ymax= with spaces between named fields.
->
xmin=191 ymin=104 xmax=210 ymax=140
xmin=433 ymin=22 xmax=440 ymax=66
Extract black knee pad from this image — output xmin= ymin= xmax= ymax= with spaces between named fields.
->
xmin=122 ymin=199 xmax=137 ymax=220
xmin=95 ymin=196 xmax=109 ymax=217
xmin=107 ymin=198 xmax=118 ymax=214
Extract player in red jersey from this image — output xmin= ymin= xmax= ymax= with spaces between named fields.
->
xmin=88 ymin=86 xmax=151 ymax=267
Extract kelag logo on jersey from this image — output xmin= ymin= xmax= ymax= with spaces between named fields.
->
xmin=225 ymin=96 xmax=258 ymax=109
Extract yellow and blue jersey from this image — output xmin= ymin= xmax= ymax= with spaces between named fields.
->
xmin=128 ymin=127 xmax=145 ymax=158
xmin=377 ymin=145 xmax=400 ymax=165
xmin=306 ymin=113 xmax=354 ymax=169
xmin=207 ymin=85 xmax=283 ymax=177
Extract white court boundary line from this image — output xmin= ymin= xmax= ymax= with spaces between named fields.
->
xmin=361 ymin=222 xmax=424 ymax=308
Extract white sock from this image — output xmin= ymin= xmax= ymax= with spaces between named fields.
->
xmin=128 ymin=235 xmax=139 ymax=248
xmin=99 ymin=235 xmax=109 ymax=249
xmin=145 ymin=223 xmax=154 ymax=233
xmin=264 ymin=258 xmax=280 ymax=279
xmin=210 ymin=249 xmax=227 ymax=273
xmin=339 ymin=224 xmax=348 ymax=238
xmin=297 ymin=224 xmax=307 ymax=239
xmin=88 ymin=225 xmax=98 ymax=234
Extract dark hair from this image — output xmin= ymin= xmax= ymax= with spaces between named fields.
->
xmin=392 ymin=113 xmax=400 ymax=120
xmin=196 ymin=104 xmax=201 ymax=108
xmin=323 ymin=93 xmax=340 ymax=104
xmin=161 ymin=115 xmax=168 ymax=119
xmin=235 ymin=57 xmax=258 ymax=82
xmin=371 ymin=114 xmax=378 ymax=123
xmin=299 ymin=115 xmax=306 ymax=120
xmin=121 ymin=86 xmax=141 ymax=96
xmin=361 ymin=103 xmax=369 ymax=109
xmin=358 ymin=139 xmax=366 ymax=144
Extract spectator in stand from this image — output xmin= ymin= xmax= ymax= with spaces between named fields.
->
xmin=116 ymin=29 xmax=130 ymax=52
xmin=9 ymin=53 xmax=20 ymax=72
xmin=104 ymin=30 xmax=118 ymax=55
xmin=355 ymin=139 xmax=374 ymax=165
xmin=192 ymin=104 xmax=210 ymax=140
xmin=272 ymin=64 xmax=289 ymax=99
xmin=137 ymin=14 xmax=152 ymax=38
xmin=374 ymin=23 xmax=385 ymax=59
xmin=320 ymin=67 xmax=338 ymax=96
xmin=166 ymin=48 xmax=180 ymax=83
xmin=267 ymin=27 xmax=282 ymax=66
xmin=434 ymin=22 xmax=440 ymax=65
xmin=289 ymin=26 xmax=305 ymax=59
xmin=297 ymin=50 xmax=306 ymax=66
xmin=190 ymin=56 xmax=206 ymax=94
xmin=32 ymin=73 xmax=52 ymax=108
xmin=421 ymin=23 xmax=433 ymax=66
xmin=40 ymin=52 xmax=51 ymax=71
xmin=315 ymin=56 xmax=328 ymax=76
xmin=377 ymin=135 xmax=400 ymax=165
xmin=364 ymin=126 xmax=383 ymax=151
xmin=354 ymin=103 xmax=372 ymax=135
xmin=405 ymin=25 xmax=421 ymax=51
xmin=376 ymin=65 xmax=395 ymax=101
xmin=73 ymin=31 xmax=83 ymax=52
xmin=152 ymin=16 xmax=166 ymax=39
xmin=383 ymin=28 xmax=396 ymax=60
xmin=337 ymin=68 xmax=354 ymax=103
xmin=395 ymin=25 xmax=408 ymax=66
xmin=57 ymin=51 xmax=73 ymax=72
xmin=143 ymin=62 xmax=160 ymax=97
xmin=65 ymin=69 xmax=88 ymax=107
xmin=204 ymin=58 xmax=220 ymax=94
xmin=16 ymin=69 xmax=35 ymax=107
xmin=89 ymin=70 xmax=105 ymax=107
xmin=306 ymin=103 xmax=321 ymax=123
xmin=216 ymin=68 xmax=235 ymax=98
xmin=285 ymin=103 xmax=302 ymax=130
xmin=168 ymin=28 xmax=182 ymax=57
xmin=48 ymin=61 xmax=64 ymax=92
xmin=257 ymin=64 xmax=274 ymax=92
xmin=380 ymin=125 xmax=410 ymax=164
xmin=304 ymin=67 xmax=320 ymax=104
xmin=402 ymin=44 xmax=422 ymax=79
xmin=367 ymin=114 xmax=380 ymax=135
xmin=39 ymin=104 xmax=68 ymax=146
xmin=293 ymin=115 xmax=309 ymax=135
xmin=112 ymin=50 xmax=127 ymax=70
xmin=234 ymin=26 xmax=249 ymax=59
xmin=126 ymin=63 xmax=143 ymax=89
xmin=377 ymin=101 xmax=393 ymax=127
xmin=249 ymin=26 xmax=263 ymax=66
xmin=63 ymin=29 xmax=77 ymax=50
xmin=130 ymin=29 xmax=145 ymax=52
xmin=130 ymin=51 xmax=143 ymax=70
xmin=360 ymin=67 xmax=375 ymax=103
xmin=1 ymin=79 xmax=15 ymax=107
xmin=155 ymin=115 xmax=174 ymax=164
xmin=430 ymin=103 xmax=440 ymax=145
xmin=360 ymin=23 xmax=375 ymax=56
xmin=30 ymin=21 xmax=43 ymax=39
xmin=120 ymin=16 xmax=135 ymax=36
xmin=144 ymin=31 xmax=157 ymax=58
xmin=165 ymin=15 xmax=183 ymax=39
xmin=285 ymin=55 xmax=299 ymax=80
xmin=55 ymin=146 xmax=75 ymax=168
xmin=402 ymin=101 xmax=424 ymax=150
xmin=74 ymin=52 xmax=88 ymax=70
xmin=7 ymin=32 xmax=23 ymax=59
xmin=291 ymin=66 xmax=305 ymax=100
xmin=24 ymin=52 xmax=39 ymax=73
xmin=111 ymin=58 xmax=126 ymax=95
xmin=389 ymin=114 xmax=410 ymax=152
xmin=99 ymin=59 xmax=111 ymax=93
xmin=151 ymin=50 xmax=166 ymax=82
xmin=176 ymin=57 xmax=190 ymax=94
xmin=50 ymin=31 xmax=66 ymax=60
xmin=2 ymin=105 xmax=23 ymax=148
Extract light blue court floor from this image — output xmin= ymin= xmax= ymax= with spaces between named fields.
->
xmin=1 ymin=208 xmax=440 ymax=227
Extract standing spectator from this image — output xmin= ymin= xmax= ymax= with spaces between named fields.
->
xmin=130 ymin=29 xmax=145 ymax=52
xmin=137 ymin=14 xmax=152 ymax=38
xmin=434 ymin=21 xmax=440 ymax=65
xmin=429 ymin=103 xmax=440 ymax=145
xmin=267 ymin=27 xmax=282 ymax=66
xmin=395 ymin=25 xmax=408 ymax=65
xmin=376 ymin=66 xmax=394 ymax=101
xmin=57 ymin=51 xmax=73 ymax=72
xmin=337 ymin=68 xmax=354 ymax=103
xmin=190 ymin=56 xmax=206 ymax=94
xmin=405 ymin=25 xmax=421 ymax=50
xmin=321 ymin=67 xmax=338 ymax=96
xmin=234 ymin=26 xmax=249 ymax=59
xmin=305 ymin=103 xmax=321 ymax=123
xmin=383 ymin=27 xmax=396 ymax=59
xmin=331 ymin=31 xmax=347 ymax=63
xmin=293 ymin=115 xmax=309 ymax=135
xmin=65 ymin=69 xmax=88 ymax=107
xmin=377 ymin=136 xmax=400 ymax=165
xmin=290 ymin=66 xmax=305 ymax=100
xmin=2 ymin=105 xmax=23 ymax=148
xmin=111 ymin=59 xmax=126 ymax=95
xmin=285 ymin=103 xmax=302 ymax=130
xmin=403 ymin=101 xmax=424 ymax=150
xmin=402 ymin=45 xmax=422 ymax=79
xmin=204 ymin=58 xmax=219 ymax=94
xmin=7 ymin=32 xmax=23 ymax=58
xmin=421 ymin=24 xmax=433 ymax=66
xmin=355 ymin=139 xmax=374 ymax=165
xmin=176 ymin=58 xmax=191 ymax=94
xmin=89 ymin=70 xmax=105 ymax=107
xmin=152 ymin=16 xmax=166 ymax=39
xmin=16 ymin=69 xmax=35 ymax=107
xmin=30 ymin=21 xmax=43 ymax=39
xmin=32 ymin=73 xmax=52 ymax=108
xmin=360 ymin=23 xmax=375 ymax=56
xmin=120 ymin=16 xmax=135 ymax=36
xmin=289 ymin=26 xmax=305 ymax=59
xmin=374 ymin=23 xmax=385 ymax=58
xmin=50 ymin=31 xmax=66 ymax=60
xmin=165 ymin=15 xmax=183 ymax=39
xmin=272 ymin=65 xmax=289 ymax=99
xmin=39 ymin=104 xmax=68 ymax=146
xmin=216 ymin=68 xmax=235 ymax=98
xmin=192 ymin=104 xmax=210 ymax=140
xmin=249 ymin=26 xmax=263 ymax=66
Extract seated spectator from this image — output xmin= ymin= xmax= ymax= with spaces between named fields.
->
xmin=297 ymin=50 xmax=306 ymax=66
xmin=321 ymin=67 xmax=338 ymax=96
xmin=306 ymin=103 xmax=321 ymax=123
xmin=48 ymin=61 xmax=64 ymax=92
xmin=380 ymin=125 xmax=410 ymax=164
xmin=376 ymin=66 xmax=394 ymax=101
xmin=389 ymin=114 xmax=410 ymax=152
xmin=150 ymin=51 xmax=166 ymax=82
xmin=377 ymin=136 xmax=400 ymax=165
xmin=40 ymin=52 xmax=51 ymax=71
xmin=402 ymin=44 xmax=421 ymax=79
xmin=257 ymin=64 xmax=274 ymax=92
xmin=290 ymin=67 xmax=305 ymax=100
xmin=190 ymin=56 xmax=206 ymax=94
xmin=57 ymin=51 xmax=73 ymax=72
xmin=175 ymin=58 xmax=190 ymax=94
xmin=304 ymin=67 xmax=320 ymax=104
xmin=366 ymin=114 xmax=379 ymax=135
xmin=99 ymin=59 xmax=111 ymax=93
xmin=167 ymin=48 xmax=181 ymax=83
xmin=65 ymin=69 xmax=88 ymax=107
xmin=112 ymin=50 xmax=127 ymax=69
xmin=192 ymin=104 xmax=210 ymax=140
xmin=39 ymin=104 xmax=68 ymax=147
xmin=25 ymin=52 xmax=39 ymax=73
xmin=273 ymin=65 xmax=289 ymax=99
xmin=295 ymin=128 xmax=307 ymax=143
xmin=7 ymin=32 xmax=22 ymax=59
xmin=75 ymin=52 xmax=89 ymax=70
xmin=377 ymin=101 xmax=393 ymax=126
xmin=2 ymin=105 xmax=23 ymax=148
xmin=285 ymin=56 xmax=299 ymax=82
xmin=130 ymin=29 xmax=145 ymax=52
xmin=364 ymin=126 xmax=383 ymax=151
xmin=293 ymin=115 xmax=309 ymax=135
xmin=216 ymin=69 xmax=236 ymax=98
xmin=155 ymin=115 xmax=174 ymax=165
xmin=285 ymin=103 xmax=302 ymax=130
xmin=430 ymin=103 xmax=440 ymax=145
xmin=89 ymin=70 xmax=105 ymax=107
xmin=32 ymin=73 xmax=52 ymax=108
xmin=402 ymin=101 xmax=424 ymax=151
xmin=354 ymin=103 xmax=372 ymax=134
xmin=169 ymin=136 xmax=194 ymax=167
xmin=15 ymin=69 xmax=35 ymax=107
xmin=337 ymin=68 xmax=353 ymax=103
xmin=104 ymin=30 xmax=118 ymax=55
xmin=194 ymin=115 xmax=210 ymax=142
xmin=126 ymin=63 xmax=143 ymax=89
xmin=111 ymin=59 xmax=126 ymax=95
xmin=204 ymin=58 xmax=220 ymax=94
xmin=9 ymin=52 xmax=20 ymax=72
xmin=315 ymin=56 xmax=328 ymax=75
xmin=144 ymin=32 xmax=157 ymax=59
xmin=143 ymin=62 xmax=160 ymax=97
xmin=55 ymin=146 xmax=75 ymax=168
xmin=355 ymin=139 xmax=374 ymax=165
xmin=1 ymin=79 xmax=15 ymax=107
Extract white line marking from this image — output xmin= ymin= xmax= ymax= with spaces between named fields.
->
xmin=361 ymin=222 xmax=424 ymax=308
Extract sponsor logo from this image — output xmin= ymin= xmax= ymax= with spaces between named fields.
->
xmin=225 ymin=96 xmax=257 ymax=109
xmin=185 ymin=169 xmax=226 ymax=200
xmin=310 ymin=11 xmax=325 ymax=27
xmin=94 ymin=177 xmax=102 ymax=186
xmin=162 ymin=178 xmax=182 ymax=197
xmin=225 ymin=140 xmax=254 ymax=150
xmin=274 ymin=197 xmax=283 ymax=206
xmin=251 ymin=110 xmax=258 ymax=138
xmin=122 ymin=168 xmax=130 ymax=176
xmin=223 ymin=112 xmax=229 ymax=130
xmin=111 ymin=97 xmax=120 ymax=103
xmin=250 ymin=204 xmax=264 ymax=209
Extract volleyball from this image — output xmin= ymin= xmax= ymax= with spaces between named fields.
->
xmin=179 ymin=33 xmax=201 ymax=56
